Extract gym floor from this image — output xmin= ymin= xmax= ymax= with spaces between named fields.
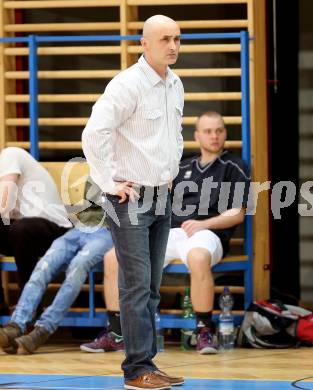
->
xmin=1 ymin=342 xmax=312 ymax=389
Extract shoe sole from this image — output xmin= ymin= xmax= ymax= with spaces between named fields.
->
xmin=169 ymin=381 xmax=184 ymax=386
xmin=124 ymin=385 xmax=171 ymax=390
xmin=199 ymin=347 xmax=218 ymax=355
xmin=80 ymin=346 xmax=105 ymax=353
xmin=80 ymin=345 xmax=124 ymax=353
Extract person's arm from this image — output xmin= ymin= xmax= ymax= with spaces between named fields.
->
xmin=82 ymin=79 xmax=137 ymax=195
xmin=176 ymin=124 xmax=184 ymax=163
xmin=0 ymin=173 xmax=19 ymax=214
xmin=176 ymin=80 xmax=184 ymax=163
xmin=181 ymin=156 xmax=250 ymax=237
xmin=181 ymin=207 xmax=245 ymax=237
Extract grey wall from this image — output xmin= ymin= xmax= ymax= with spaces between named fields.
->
xmin=299 ymin=0 xmax=313 ymax=305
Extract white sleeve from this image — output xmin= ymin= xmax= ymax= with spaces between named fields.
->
xmin=0 ymin=148 xmax=22 ymax=179
xmin=82 ymin=78 xmax=137 ymax=193
xmin=176 ymin=80 xmax=184 ymax=162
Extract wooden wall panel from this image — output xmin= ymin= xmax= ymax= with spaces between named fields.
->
xmin=0 ymin=0 xmax=270 ymax=300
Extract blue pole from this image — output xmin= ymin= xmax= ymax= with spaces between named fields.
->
xmin=0 ymin=32 xmax=243 ymax=44
xmin=29 ymin=35 xmax=39 ymax=160
xmin=88 ymin=270 xmax=96 ymax=319
xmin=240 ymin=30 xmax=253 ymax=307
xmin=240 ymin=30 xmax=251 ymax=167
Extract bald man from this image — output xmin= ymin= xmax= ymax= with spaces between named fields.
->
xmin=82 ymin=15 xmax=184 ymax=390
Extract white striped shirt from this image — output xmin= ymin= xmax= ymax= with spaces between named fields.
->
xmin=82 ymin=55 xmax=184 ymax=194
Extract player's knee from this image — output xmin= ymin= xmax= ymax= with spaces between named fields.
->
xmin=187 ymin=248 xmax=212 ymax=275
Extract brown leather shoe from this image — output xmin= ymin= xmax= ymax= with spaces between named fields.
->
xmin=0 ymin=322 xmax=22 ymax=353
xmin=154 ymin=370 xmax=184 ymax=386
xmin=15 ymin=325 xmax=50 ymax=354
xmin=124 ymin=371 xmax=171 ymax=389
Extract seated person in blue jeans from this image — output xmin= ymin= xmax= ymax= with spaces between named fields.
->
xmin=0 ymin=179 xmax=113 ymax=354
xmin=80 ymin=110 xmax=250 ymax=355
xmin=0 ymin=147 xmax=72 ymax=314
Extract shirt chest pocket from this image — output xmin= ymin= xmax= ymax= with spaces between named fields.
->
xmin=132 ymin=108 xmax=164 ymax=140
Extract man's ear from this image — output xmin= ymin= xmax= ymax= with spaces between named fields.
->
xmin=140 ymin=37 xmax=147 ymax=49
xmin=194 ymin=130 xmax=199 ymax=142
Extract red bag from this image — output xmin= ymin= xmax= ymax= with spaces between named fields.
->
xmin=283 ymin=304 xmax=313 ymax=344
xmin=296 ymin=313 xmax=313 ymax=343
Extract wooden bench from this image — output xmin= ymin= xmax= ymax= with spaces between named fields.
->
xmin=0 ymin=162 xmax=253 ymax=328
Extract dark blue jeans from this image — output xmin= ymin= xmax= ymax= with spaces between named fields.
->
xmin=105 ymin=185 xmax=171 ymax=380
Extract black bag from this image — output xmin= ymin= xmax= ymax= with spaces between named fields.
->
xmin=237 ymin=300 xmax=313 ymax=348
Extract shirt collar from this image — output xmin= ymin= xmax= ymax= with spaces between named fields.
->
xmin=167 ymin=66 xmax=179 ymax=86
xmin=196 ymin=150 xmax=228 ymax=166
xmin=138 ymin=55 xmax=179 ymax=87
